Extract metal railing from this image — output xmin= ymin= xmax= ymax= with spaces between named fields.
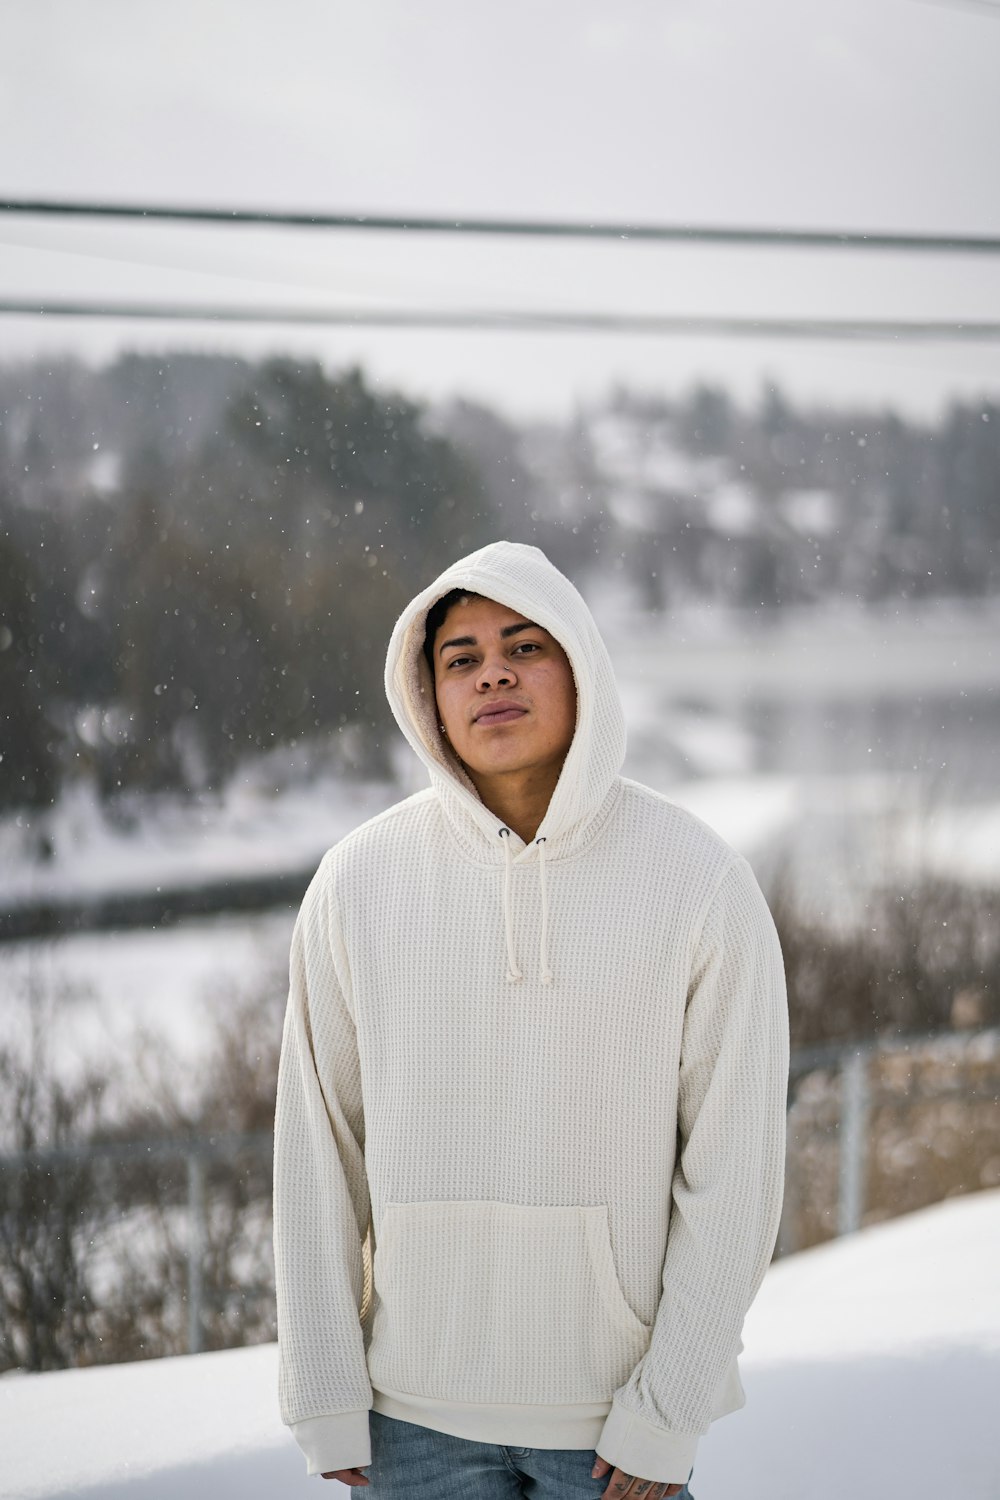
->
xmin=0 ymin=1130 xmax=272 ymax=1357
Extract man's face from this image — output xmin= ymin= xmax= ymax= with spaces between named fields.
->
xmin=431 ymin=595 xmax=577 ymax=789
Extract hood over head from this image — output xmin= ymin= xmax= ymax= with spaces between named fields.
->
xmin=384 ymin=540 xmax=626 ymax=862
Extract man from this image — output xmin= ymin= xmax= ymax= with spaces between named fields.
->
xmin=273 ymin=540 xmax=788 ymax=1500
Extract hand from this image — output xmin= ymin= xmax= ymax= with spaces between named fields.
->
xmin=321 ymin=1467 xmax=370 ymax=1484
xmin=592 ymin=1456 xmax=684 ymax=1499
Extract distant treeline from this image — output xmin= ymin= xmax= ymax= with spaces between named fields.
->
xmin=0 ymin=353 xmax=997 ymax=808
xmin=575 ymin=382 xmax=1000 ymax=614
xmin=0 ymin=355 xmax=496 ymax=808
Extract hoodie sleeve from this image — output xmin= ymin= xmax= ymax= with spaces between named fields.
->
xmin=273 ymin=852 xmax=373 ymax=1476
xmin=596 ymin=855 xmax=789 ymax=1485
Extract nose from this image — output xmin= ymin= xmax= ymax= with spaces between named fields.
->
xmin=476 ymin=652 xmax=517 ymax=692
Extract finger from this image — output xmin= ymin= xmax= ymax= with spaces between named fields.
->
xmin=601 ymin=1470 xmax=682 ymax=1500
xmin=592 ymin=1457 xmax=613 ymax=1478
xmin=601 ymin=1466 xmax=639 ymax=1500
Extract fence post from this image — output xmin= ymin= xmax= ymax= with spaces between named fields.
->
xmin=186 ymin=1150 xmax=206 ymax=1354
xmin=777 ymin=1122 xmax=799 ymax=1257
xmin=837 ymin=1049 xmax=868 ymax=1236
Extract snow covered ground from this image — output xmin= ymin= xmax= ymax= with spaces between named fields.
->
xmin=1 ymin=1189 xmax=997 ymax=1500
xmin=0 ymin=772 xmax=396 ymax=906
xmin=1 ymin=908 xmax=295 ymax=1089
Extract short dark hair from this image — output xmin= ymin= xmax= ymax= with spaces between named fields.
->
xmin=422 ymin=589 xmax=482 ymax=673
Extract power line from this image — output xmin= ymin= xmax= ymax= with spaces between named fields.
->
xmin=912 ymin=0 xmax=1000 ymax=16
xmin=2 ymin=198 xmax=1000 ymax=255
xmin=2 ymin=297 xmax=999 ymax=341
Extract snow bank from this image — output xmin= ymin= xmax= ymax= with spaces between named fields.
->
xmin=0 ymin=1343 xmax=301 ymax=1500
xmin=694 ymin=1189 xmax=1000 ymax=1498
xmin=2 ymin=1190 xmax=998 ymax=1500
xmin=0 ymin=774 xmax=396 ymax=906
xmin=1 ymin=908 xmax=295 ymax=1084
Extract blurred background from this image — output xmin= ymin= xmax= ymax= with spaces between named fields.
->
xmin=1 ymin=0 xmax=999 ymax=1398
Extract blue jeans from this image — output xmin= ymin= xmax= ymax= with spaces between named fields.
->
xmin=365 ymin=1411 xmax=693 ymax=1500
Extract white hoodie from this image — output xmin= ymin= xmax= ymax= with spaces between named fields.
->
xmin=273 ymin=541 xmax=788 ymax=1485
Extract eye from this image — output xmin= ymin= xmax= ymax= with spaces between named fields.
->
xmin=445 ymin=653 xmax=476 ymax=669
xmin=512 ymin=640 xmax=542 ymax=655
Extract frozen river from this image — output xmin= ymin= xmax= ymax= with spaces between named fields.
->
xmin=607 ymin=597 xmax=1000 ymax=907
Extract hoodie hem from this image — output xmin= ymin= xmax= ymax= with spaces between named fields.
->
xmin=371 ymin=1387 xmax=611 ymax=1450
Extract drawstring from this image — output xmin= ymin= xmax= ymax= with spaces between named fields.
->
xmin=536 ymin=837 xmax=553 ymax=985
xmin=498 ymin=828 xmax=523 ymax=983
xmin=497 ymin=829 xmax=553 ymax=985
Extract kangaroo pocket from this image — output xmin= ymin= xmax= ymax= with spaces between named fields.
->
xmin=367 ymin=1200 xmax=651 ymax=1405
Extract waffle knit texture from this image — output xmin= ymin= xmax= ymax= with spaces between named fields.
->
xmin=273 ymin=541 xmax=789 ymax=1485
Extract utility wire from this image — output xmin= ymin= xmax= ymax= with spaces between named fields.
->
xmin=912 ymin=0 xmax=1000 ymax=15
xmin=2 ymin=198 xmax=1000 ymax=255
xmin=2 ymin=298 xmax=999 ymax=341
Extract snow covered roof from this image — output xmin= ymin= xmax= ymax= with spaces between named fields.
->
xmin=778 ymin=487 xmax=839 ymax=537
xmin=702 ymin=480 xmax=762 ymax=537
xmin=588 ymin=413 xmax=724 ymax=496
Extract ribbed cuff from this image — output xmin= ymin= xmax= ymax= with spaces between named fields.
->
xmin=596 ymin=1401 xmax=697 ymax=1487
xmin=292 ymin=1410 xmax=372 ymax=1476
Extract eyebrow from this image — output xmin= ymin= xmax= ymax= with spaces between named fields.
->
xmin=437 ymin=620 xmax=543 ymax=656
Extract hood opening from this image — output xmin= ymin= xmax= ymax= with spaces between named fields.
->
xmin=385 ymin=541 xmax=625 ymax=854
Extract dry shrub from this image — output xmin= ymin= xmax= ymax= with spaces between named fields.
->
xmin=102 ymin=962 xmax=289 ymax=1360
xmin=785 ymin=1030 xmax=1000 ymax=1252
xmin=0 ymin=980 xmax=113 ymax=1370
xmin=768 ymin=870 xmax=1000 ymax=1254
xmin=770 ymin=872 xmax=1000 ymax=1049
xmin=0 ymin=960 xmax=287 ymax=1371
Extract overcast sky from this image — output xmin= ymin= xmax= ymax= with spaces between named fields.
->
xmin=2 ymin=0 xmax=999 ymax=419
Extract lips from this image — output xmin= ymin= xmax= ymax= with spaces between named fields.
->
xmin=474 ymin=704 xmax=528 ymax=727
